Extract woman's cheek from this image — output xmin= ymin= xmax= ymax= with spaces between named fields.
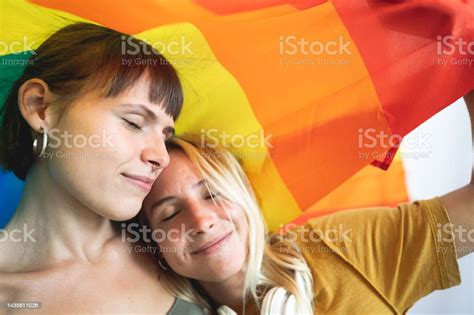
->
xmin=162 ymin=245 xmax=185 ymax=269
xmin=159 ymin=234 xmax=185 ymax=254
xmin=112 ymin=128 xmax=139 ymax=154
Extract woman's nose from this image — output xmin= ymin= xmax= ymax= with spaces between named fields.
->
xmin=141 ymin=137 xmax=170 ymax=171
xmin=188 ymin=201 xmax=217 ymax=235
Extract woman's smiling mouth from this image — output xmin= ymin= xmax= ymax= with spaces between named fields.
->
xmin=121 ymin=173 xmax=154 ymax=192
xmin=191 ymin=231 xmax=233 ymax=255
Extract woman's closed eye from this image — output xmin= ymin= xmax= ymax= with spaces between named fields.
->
xmin=205 ymin=191 xmax=220 ymax=200
xmin=162 ymin=209 xmax=180 ymax=222
xmin=122 ymin=117 xmax=144 ymax=131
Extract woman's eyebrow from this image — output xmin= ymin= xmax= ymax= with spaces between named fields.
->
xmin=151 ymin=180 xmax=205 ymax=211
xmin=120 ymin=103 xmax=157 ymax=121
xmin=151 ymin=196 xmax=176 ymax=211
xmin=193 ymin=179 xmax=206 ymax=189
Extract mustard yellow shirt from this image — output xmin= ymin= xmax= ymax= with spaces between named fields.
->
xmin=293 ymin=197 xmax=461 ymax=314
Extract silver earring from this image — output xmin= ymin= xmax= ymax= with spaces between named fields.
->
xmin=158 ymin=258 xmax=169 ymax=271
xmin=32 ymin=127 xmax=48 ymax=158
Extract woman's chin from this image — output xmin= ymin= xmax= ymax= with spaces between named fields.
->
xmin=192 ymin=260 xmax=244 ymax=283
xmin=100 ymin=200 xmax=142 ymax=221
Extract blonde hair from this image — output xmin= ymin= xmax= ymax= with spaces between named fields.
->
xmin=153 ymin=134 xmax=314 ymax=314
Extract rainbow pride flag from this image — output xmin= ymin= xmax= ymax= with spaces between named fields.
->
xmin=1 ymin=0 xmax=473 ymax=230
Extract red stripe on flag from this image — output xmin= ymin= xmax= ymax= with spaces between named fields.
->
xmin=331 ymin=0 xmax=474 ymax=139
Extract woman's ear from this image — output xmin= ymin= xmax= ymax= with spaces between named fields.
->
xmin=17 ymin=78 xmax=56 ymax=132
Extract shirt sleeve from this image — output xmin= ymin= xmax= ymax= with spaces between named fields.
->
xmin=298 ymin=197 xmax=461 ymax=312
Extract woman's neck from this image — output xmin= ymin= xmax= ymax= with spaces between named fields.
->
xmin=199 ymin=267 xmax=255 ymax=314
xmin=1 ymin=163 xmax=117 ymax=271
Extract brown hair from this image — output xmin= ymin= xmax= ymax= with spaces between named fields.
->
xmin=0 ymin=22 xmax=183 ymax=180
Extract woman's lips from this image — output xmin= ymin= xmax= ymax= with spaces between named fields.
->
xmin=121 ymin=173 xmax=153 ymax=192
xmin=191 ymin=231 xmax=233 ymax=255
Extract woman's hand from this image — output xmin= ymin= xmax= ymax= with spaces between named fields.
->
xmin=439 ymin=90 xmax=474 ymax=259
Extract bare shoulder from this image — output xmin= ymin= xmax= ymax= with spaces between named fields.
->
xmin=0 ymin=236 xmax=174 ymax=313
xmin=0 ymin=271 xmax=27 ymax=312
xmin=0 ymin=281 xmax=15 ymax=301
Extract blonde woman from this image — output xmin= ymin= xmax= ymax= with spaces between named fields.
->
xmin=141 ymin=94 xmax=474 ymax=314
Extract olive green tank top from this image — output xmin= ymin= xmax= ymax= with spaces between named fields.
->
xmin=167 ymin=298 xmax=207 ymax=315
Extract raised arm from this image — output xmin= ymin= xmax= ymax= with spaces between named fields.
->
xmin=440 ymin=90 xmax=474 ymax=259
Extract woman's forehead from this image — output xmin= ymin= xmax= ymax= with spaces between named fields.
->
xmin=157 ymin=151 xmax=203 ymax=189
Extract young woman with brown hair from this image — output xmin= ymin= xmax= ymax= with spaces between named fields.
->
xmin=0 ymin=22 xmax=188 ymax=314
